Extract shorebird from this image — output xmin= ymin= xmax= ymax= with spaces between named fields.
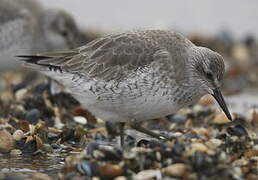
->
xmin=0 ymin=0 xmax=80 ymax=71
xmin=18 ymin=30 xmax=232 ymax=146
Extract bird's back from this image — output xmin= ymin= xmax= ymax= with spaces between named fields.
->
xmin=21 ymin=30 xmax=194 ymax=80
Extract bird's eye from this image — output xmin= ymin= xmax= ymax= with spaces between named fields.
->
xmin=206 ymin=72 xmax=213 ymax=80
xmin=61 ymin=31 xmax=68 ymax=37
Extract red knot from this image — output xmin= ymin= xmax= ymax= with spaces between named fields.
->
xmin=17 ymin=30 xmax=232 ymax=146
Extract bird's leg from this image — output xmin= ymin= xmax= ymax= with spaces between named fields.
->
xmin=130 ymin=120 xmax=169 ymax=140
xmin=119 ymin=122 xmax=126 ymax=147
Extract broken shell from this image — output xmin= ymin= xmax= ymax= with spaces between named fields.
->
xmin=212 ymin=112 xmax=231 ymax=124
xmin=0 ymin=130 xmax=15 ymax=153
xmin=13 ymin=130 xmax=25 ymax=141
xmin=198 ymin=94 xmax=215 ymax=106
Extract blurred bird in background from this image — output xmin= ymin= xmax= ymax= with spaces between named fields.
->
xmin=0 ymin=0 xmax=99 ymax=71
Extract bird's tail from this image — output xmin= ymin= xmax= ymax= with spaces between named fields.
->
xmin=16 ymin=50 xmax=77 ymax=72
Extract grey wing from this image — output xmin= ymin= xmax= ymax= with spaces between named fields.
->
xmin=21 ymin=33 xmax=170 ymax=81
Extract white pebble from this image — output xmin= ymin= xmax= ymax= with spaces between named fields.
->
xmin=74 ymin=116 xmax=87 ymax=125
xmin=134 ymin=169 xmax=162 ymax=180
xmin=15 ymin=88 xmax=28 ymax=101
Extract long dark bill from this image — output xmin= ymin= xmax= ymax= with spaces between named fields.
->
xmin=212 ymin=88 xmax=232 ymax=121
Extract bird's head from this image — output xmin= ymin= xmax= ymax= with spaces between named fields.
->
xmin=41 ymin=9 xmax=79 ymax=50
xmin=189 ymin=46 xmax=232 ymax=120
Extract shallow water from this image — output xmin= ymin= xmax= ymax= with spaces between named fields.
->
xmin=0 ymin=153 xmax=66 ymax=177
xmin=225 ymin=89 xmax=258 ymax=114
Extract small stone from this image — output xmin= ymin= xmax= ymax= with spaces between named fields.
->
xmin=184 ymin=133 xmax=200 ymax=139
xmin=134 ymin=169 xmax=162 ymax=180
xmin=0 ymin=91 xmax=13 ymax=104
xmin=232 ymin=44 xmax=250 ymax=65
xmin=163 ymin=163 xmax=188 ymax=177
xmin=10 ymin=149 xmax=22 ymax=156
xmin=251 ymin=109 xmax=258 ymax=125
xmin=94 ymin=132 xmax=107 ymax=141
xmin=0 ymin=130 xmax=15 ymax=153
xmin=244 ymin=149 xmax=258 ymax=158
xmin=47 ymin=132 xmax=59 ymax=141
xmin=29 ymin=173 xmax=53 ymax=180
xmin=12 ymin=107 xmax=25 ymax=119
xmin=77 ymin=161 xmax=98 ymax=176
xmin=246 ymin=174 xmax=258 ymax=180
xmin=0 ymin=78 xmax=7 ymax=91
xmin=12 ymin=81 xmax=27 ymax=93
xmin=227 ymin=124 xmax=248 ymax=137
xmin=114 ymin=176 xmax=127 ymax=180
xmin=15 ymin=88 xmax=28 ymax=101
xmin=191 ymin=152 xmax=209 ymax=170
xmin=105 ymin=121 xmax=120 ymax=136
xmin=73 ymin=116 xmax=87 ymax=125
xmin=233 ymin=159 xmax=248 ymax=166
xmin=194 ymin=127 xmax=209 ymax=137
xmin=41 ymin=144 xmax=54 ymax=153
xmin=191 ymin=142 xmax=209 ymax=153
xmin=206 ymin=138 xmax=222 ymax=149
xmin=73 ymin=106 xmax=97 ymax=123
xmin=25 ymin=109 xmax=41 ymax=125
xmin=212 ymin=112 xmax=231 ymax=124
xmin=192 ymin=104 xmax=203 ymax=113
xmin=87 ymin=143 xmax=122 ymax=161
xmin=13 ymin=130 xmax=25 ymax=141
xmin=172 ymin=142 xmax=185 ymax=156
xmin=98 ymin=163 xmax=124 ymax=178
xmin=22 ymin=136 xmax=38 ymax=153
xmin=19 ymin=120 xmax=30 ymax=132
xmin=167 ymin=114 xmax=187 ymax=124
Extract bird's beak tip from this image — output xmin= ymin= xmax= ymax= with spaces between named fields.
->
xmin=212 ymin=88 xmax=233 ymax=121
xmin=227 ymin=113 xmax=233 ymax=121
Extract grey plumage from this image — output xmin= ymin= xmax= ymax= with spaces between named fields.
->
xmin=20 ymin=30 xmax=193 ymax=81
xmin=18 ymin=30 xmax=232 ymax=125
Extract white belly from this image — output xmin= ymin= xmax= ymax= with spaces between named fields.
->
xmin=74 ymin=89 xmax=182 ymax=122
xmin=44 ymin=71 xmax=197 ymax=123
xmin=55 ymin=73 xmax=182 ymax=122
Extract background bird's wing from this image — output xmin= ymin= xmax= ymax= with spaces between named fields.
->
xmin=18 ymin=32 xmax=171 ymax=81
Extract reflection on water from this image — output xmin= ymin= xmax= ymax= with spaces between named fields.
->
xmin=0 ymin=153 xmax=65 ymax=176
xmin=225 ymin=89 xmax=258 ymax=114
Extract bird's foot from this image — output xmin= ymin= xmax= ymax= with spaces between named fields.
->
xmin=130 ymin=121 xmax=170 ymax=141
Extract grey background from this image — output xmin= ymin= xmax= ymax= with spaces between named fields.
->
xmin=38 ymin=0 xmax=258 ymax=38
